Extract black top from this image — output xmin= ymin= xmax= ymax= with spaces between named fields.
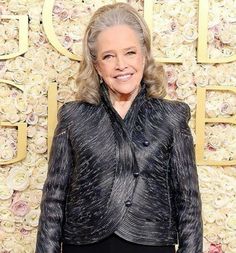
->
xmin=62 ymin=233 xmax=175 ymax=253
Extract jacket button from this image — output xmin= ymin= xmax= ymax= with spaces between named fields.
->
xmin=143 ymin=140 xmax=149 ymax=146
xmin=133 ymin=172 xmax=139 ymax=177
xmin=125 ymin=200 xmax=132 ymax=207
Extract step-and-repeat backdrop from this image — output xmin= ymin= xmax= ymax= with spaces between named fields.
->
xmin=0 ymin=1 xmax=236 ymax=252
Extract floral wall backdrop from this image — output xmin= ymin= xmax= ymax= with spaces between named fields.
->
xmin=0 ymin=0 xmax=235 ymax=253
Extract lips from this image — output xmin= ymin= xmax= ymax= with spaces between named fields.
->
xmin=114 ymin=73 xmax=133 ymax=81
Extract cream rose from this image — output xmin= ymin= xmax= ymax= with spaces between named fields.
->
xmin=26 ymin=112 xmax=38 ymax=125
xmin=11 ymin=200 xmax=30 ymax=217
xmin=0 ymin=182 xmax=13 ymax=200
xmin=23 ymin=209 xmax=40 ymax=229
xmin=0 ymin=207 xmax=14 ymax=221
xmin=182 ymin=23 xmax=198 ymax=43
xmin=6 ymin=167 xmax=30 ymax=191
xmin=225 ymin=214 xmax=236 ymax=231
xmin=1 ymin=220 xmax=15 ymax=233
xmin=0 ymin=144 xmax=15 ymax=160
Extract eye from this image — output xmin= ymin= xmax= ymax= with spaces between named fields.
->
xmin=102 ymin=54 xmax=113 ymax=60
xmin=126 ymin=51 xmax=136 ymax=55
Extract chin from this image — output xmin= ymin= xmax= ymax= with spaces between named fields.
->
xmin=117 ymin=86 xmax=138 ymax=95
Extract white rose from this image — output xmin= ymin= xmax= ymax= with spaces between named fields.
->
xmin=30 ymin=174 xmax=46 ymax=190
xmin=34 ymin=103 xmax=47 ymax=117
xmin=200 ymin=193 xmax=214 ymax=204
xmin=176 ymin=84 xmax=196 ymax=99
xmin=225 ymin=214 xmax=236 ymax=231
xmin=176 ymin=71 xmax=193 ymax=87
xmin=182 ymin=23 xmax=198 ymax=43
xmin=27 ymin=74 xmax=44 ymax=86
xmin=33 ymin=137 xmax=47 ymax=154
xmin=0 ymin=207 xmax=14 ymax=221
xmin=8 ymin=0 xmax=27 ymax=12
xmin=1 ymin=236 xmax=16 ymax=251
xmin=0 ymin=182 xmax=13 ymax=200
xmin=56 ymin=72 xmax=69 ymax=85
xmin=53 ymin=55 xmax=72 ymax=72
xmin=219 ymin=102 xmax=234 ymax=116
xmin=214 ymin=193 xmax=229 ymax=208
xmin=5 ymin=39 xmax=18 ymax=53
xmin=1 ymin=220 xmax=15 ymax=233
xmin=0 ymin=144 xmax=15 ymax=160
xmin=21 ymin=152 xmax=37 ymax=168
xmin=23 ymin=209 xmax=40 ymax=228
xmin=194 ymin=70 xmax=209 ymax=87
xmin=5 ymin=23 xmax=18 ymax=39
xmin=6 ymin=167 xmax=30 ymax=191
xmin=31 ymin=57 xmax=45 ymax=72
xmin=21 ymin=190 xmax=42 ymax=208
xmin=26 ymin=112 xmax=38 ymax=125
xmin=10 ymin=243 xmax=25 ymax=253
xmin=209 ymin=45 xmax=222 ymax=59
xmin=15 ymin=97 xmax=28 ymax=113
xmin=219 ymin=27 xmax=233 ymax=44
xmin=206 ymin=103 xmax=218 ymax=118
xmin=208 ymin=9 xmax=220 ymax=28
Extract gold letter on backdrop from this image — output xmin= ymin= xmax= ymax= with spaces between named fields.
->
xmin=0 ymin=15 xmax=28 ymax=60
xmin=144 ymin=1 xmax=182 ymax=63
xmin=42 ymin=0 xmax=81 ymax=61
xmin=197 ymin=0 xmax=236 ymax=63
xmin=196 ymin=86 xmax=236 ymax=165
xmin=0 ymin=80 xmax=27 ymax=165
xmin=47 ymin=83 xmax=57 ymax=157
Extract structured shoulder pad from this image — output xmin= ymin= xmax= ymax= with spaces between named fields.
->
xmin=55 ymin=101 xmax=78 ymax=135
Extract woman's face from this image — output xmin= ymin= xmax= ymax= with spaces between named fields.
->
xmin=94 ymin=25 xmax=145 ymax=100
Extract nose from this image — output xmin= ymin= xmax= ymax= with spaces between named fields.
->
xmin=115 ymin=55 xmax=127 ymax=70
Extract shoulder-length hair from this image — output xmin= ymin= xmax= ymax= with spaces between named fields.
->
xmin=75 ymin=3 xmax=167 ymax=104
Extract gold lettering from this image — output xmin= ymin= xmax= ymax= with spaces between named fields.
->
xmin=42 ymin=0 xmax=81 ymax=61
xmin=0 ymin=15 xmax=28 ymax=60
xmin=197 ymin=0 xmax=236 ymax=63
xmin=0 ymin=80 xmax=27 ymax=165
xmin=144 ymin=1 xmax=182 ymax=63
xmin=195 ymin=86 xmax=236 ymax=165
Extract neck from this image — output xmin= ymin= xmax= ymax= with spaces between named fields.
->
xmin=108 ymin=88 xmax=140 ymax=119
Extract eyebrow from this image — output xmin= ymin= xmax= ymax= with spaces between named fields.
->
xmin=101 ymin=47 xmax=137 ymax=56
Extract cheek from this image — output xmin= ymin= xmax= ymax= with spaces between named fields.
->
xmin=97 ymin=64 xmax=111 ymax=77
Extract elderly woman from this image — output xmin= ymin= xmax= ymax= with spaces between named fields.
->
xmin=36 ymin=3 xmax=203 ymax=253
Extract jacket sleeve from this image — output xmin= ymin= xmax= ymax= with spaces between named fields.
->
xmin=35 ymin=103 xmax=73 ymax=253
xmin=169 ymin=102 xmax=203 ymax=253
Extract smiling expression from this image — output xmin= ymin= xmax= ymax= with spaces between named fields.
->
xmin=94 ymin=25 xmax=145 ymax=101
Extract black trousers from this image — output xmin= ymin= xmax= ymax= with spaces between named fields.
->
xmin=62 ymin=233 xmax=176 ymax=253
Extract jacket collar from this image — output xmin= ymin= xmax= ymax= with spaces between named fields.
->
xmin=100 ymin=81 xmax=147 ymax=134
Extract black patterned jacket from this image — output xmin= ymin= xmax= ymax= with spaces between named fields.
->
xmin=36 ymin=83 xmax=203 ymax=253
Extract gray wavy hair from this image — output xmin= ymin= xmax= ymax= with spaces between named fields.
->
xmin=75 ymin=2 xmax=167 ymax=104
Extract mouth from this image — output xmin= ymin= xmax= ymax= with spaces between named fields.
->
xmin=114 ymin=73 xmax=133 ymax=81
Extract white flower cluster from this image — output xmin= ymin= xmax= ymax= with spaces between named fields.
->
xmin=204 ymin=123 xmax=236 ymax=162
xmin=153 ymin=0 xmax=198 ymax=59
xmin=208 ymin=0 xmax=236 ymax=59
xmin=51 ymin=0 xmax=143 ymax=57
xmin=0 ymin=127 xmax=17 ymax=161
xmin=0 ymin=19 xmax=19 ymax=55
xmin=199 ymin=166 xmax=236 ymax=253
xmin=52 ymin=0 xmax=112 ymax=56
xmin=206 ymin=91 xmax=236 ymax=118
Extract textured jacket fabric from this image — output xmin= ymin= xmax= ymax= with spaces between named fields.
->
xmin=36 ymin=83 xmax=203 ymax=253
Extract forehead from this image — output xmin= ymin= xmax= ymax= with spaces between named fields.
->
xmin=96 ymin=25 xmax=142 ymax=52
